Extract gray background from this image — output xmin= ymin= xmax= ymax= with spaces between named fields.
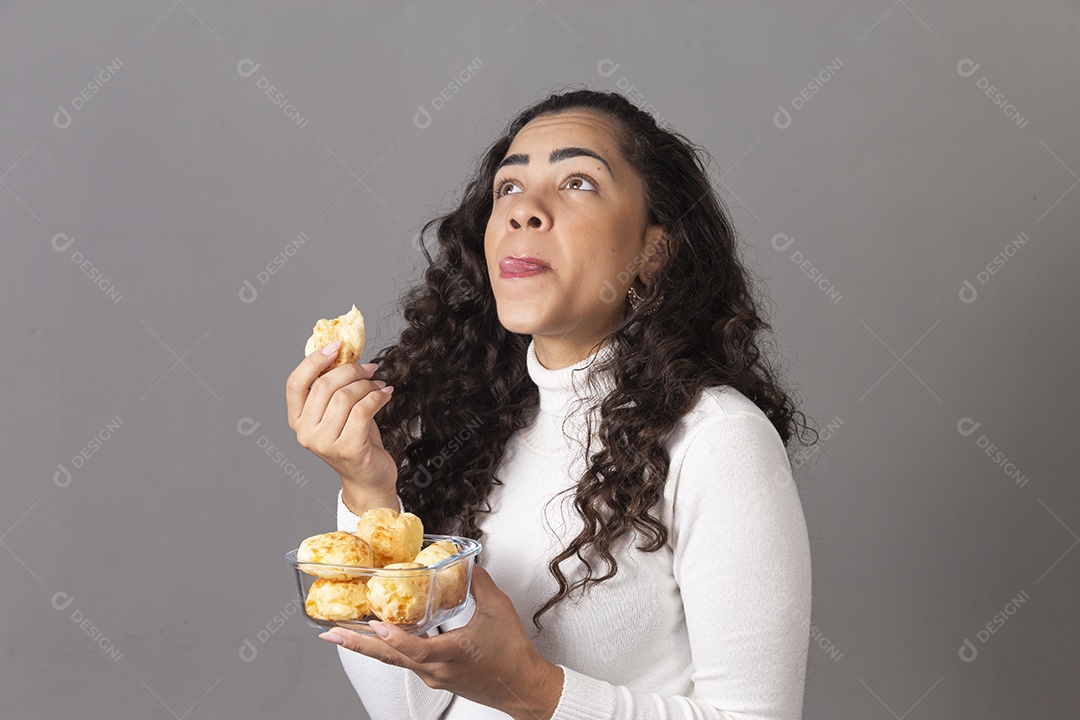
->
xmin=2 ymin=1 xmax=1077 ymax=718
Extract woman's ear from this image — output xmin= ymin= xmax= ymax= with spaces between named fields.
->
xmin=640 ymin=226 xmax=672 ymax=282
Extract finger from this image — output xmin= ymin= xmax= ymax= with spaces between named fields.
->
xmin=467 ymin=564 xmax=500 ymax=600
xmin=301 ymin=362 xmax=376 ymax=427
xmin=320 ymin=628 xmax=417 ymax=669
xmin=286 ymin=340 xmax=343 ymax=427
xmin=322 ymin=624 xmax=449 ymax=666
xmin=318 ymin=378 xmax=385 ymax=439
xmin=337 ymin=384 xmax=394 ymax=443
xmin=370 ymin=621 xmax=461 ymax=664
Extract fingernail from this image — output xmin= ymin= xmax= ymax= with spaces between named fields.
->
xmin=379 ymin=385 xmax=394 ymax=395
xmin=373 ymin=380 xmax=387 ymax=388
xmin=370 ymin=621 xmax=390 ymax=639
xmin=318 ymin=631 xmax=344 ymax=645
xmin=321 ymin=340 xmax=342 ymax=357
xmin=360 ymin=362 xmax=379 ymax=372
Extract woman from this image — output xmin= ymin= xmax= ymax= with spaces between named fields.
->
xmin=286 ymin=87 xmax=818 ymax=720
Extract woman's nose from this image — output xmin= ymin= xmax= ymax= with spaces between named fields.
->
xmin=509 ymin=214 xmax=543 ymax=229
xmin=508 ymin=198 xmax=549 ymax=230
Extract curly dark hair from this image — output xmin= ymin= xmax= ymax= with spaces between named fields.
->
xmin=368 ymin=86 xmax=819 ymax=632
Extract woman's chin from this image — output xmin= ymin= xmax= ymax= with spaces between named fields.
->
xmin=494 ymin=305 xmax=549 ymax=335
xmin=497 ymin=317 xmax=542 ymax=335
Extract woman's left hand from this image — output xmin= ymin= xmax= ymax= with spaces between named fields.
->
xmin=319 ymin=564 xmax=564 ymax=720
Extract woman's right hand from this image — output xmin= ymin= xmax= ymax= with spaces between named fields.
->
xmin=286 ymin=340 xmax=398 ymax=499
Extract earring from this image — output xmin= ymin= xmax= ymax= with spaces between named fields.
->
xmin=627 ymin=277 xmax=663 ymax=315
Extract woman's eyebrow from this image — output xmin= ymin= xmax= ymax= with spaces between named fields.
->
xmin=496 ymin=146 xmax=615 ymax=179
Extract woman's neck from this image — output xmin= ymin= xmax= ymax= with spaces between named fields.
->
xmin=532 ymin=335 xmax=615 ymax=371
xmin=526 ymin=337 xmax=617 ymax=417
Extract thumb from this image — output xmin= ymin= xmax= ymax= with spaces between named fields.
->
xmin=468 ymin=563 xmax=499 ymax=597
xmin=466 ymin=564 xmax=516 ymax=622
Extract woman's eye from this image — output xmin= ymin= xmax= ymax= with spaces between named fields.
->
xmin=494 ymin=178 xmax=522 ymax=198
xmin=493 ymin=173 xmax=598 ymax=199
xmin=563 ymin=174 xmax=597 ymax=192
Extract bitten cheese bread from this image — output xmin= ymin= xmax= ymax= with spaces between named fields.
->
xmin=304 ymin=304 xmax=366 ymax=368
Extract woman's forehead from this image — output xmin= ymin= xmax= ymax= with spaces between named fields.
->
xmin=511 ymin=111 xmax=617 ymax=150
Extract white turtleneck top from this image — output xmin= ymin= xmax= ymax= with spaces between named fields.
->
xmin=333 ymin=337 xmax=812 ymax=720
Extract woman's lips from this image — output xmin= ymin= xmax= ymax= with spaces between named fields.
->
xmin=499 ymin=258 xmax=551 ymax=278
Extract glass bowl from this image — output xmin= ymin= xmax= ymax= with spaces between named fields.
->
xmin=285 ymin=533 xmax=481 ymax=636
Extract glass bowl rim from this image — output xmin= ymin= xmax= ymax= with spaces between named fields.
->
xmin=285 ymin=533 xmax=481 ymax=574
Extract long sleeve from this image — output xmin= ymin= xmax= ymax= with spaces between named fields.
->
xmin=333 ymin=486 xmax=455 ymax=720
xmin=547 ymin=412 xmax=813 ymax=720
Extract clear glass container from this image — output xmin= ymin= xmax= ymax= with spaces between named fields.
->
xmin=285 ymin=534 xmax=481 ymax=636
